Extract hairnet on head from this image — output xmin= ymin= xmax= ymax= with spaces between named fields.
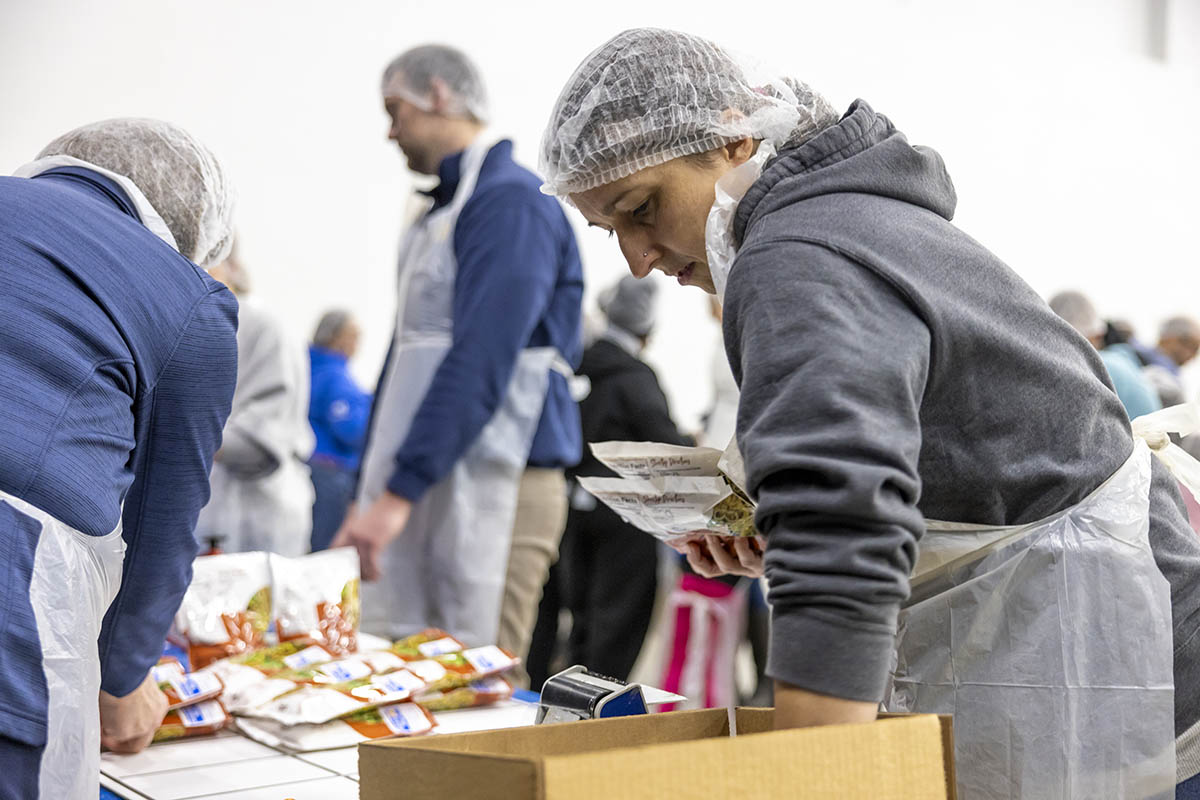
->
xmin=1048 ymin=290 xmax=1104 ymax=339
xmin=381 ymin=44 xmax=489 ymax=123
xmin=313 ymin=310 xmax=353 ymax=348
xmin=599 ymin=274 xmax=659 ymax=338
xmin=539 ymin=28 xmax=839 ymax=197
xmin=38 ymin=118 xmax=235 ymax=270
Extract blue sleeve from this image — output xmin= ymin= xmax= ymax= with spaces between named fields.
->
xmin=97 ymin=287 xmax=239 ymax=696
xmin=322 ymin=372 xmax=373 ymax=451
xmin=387 ymin=186 xmax=559 ymax=500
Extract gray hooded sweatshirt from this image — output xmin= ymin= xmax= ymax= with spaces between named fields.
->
xmin=723 ymin=100 xmax=1200 ymax=765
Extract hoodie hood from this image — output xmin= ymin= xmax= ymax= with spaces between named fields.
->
xmin=734 ymin=100 xmax=957 ymax=247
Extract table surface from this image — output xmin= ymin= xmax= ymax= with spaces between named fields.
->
xmin=100 ymin=698 xmax=539 ymax=800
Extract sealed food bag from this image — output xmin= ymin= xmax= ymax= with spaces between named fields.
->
xmin=585 ymin=438 xmax=759 ymax=541
xmin=576 ymin=476 xmax=736 ymax=541
xmin=416 ymin=675 xmax=513 ymax=712
xmin=388 ymin=628 xmax=465 ymax=660
xmin=239 ymin=665 xmax=428 ymax=726
xmin=406 ymin=645 xmax=520 ymax=693
xmin=173 ymin=552 xmax=271 ymax=669
xmin=150 ymin=657 xmax=186 ymax=685
xmin=203 ymin=641 xmax=336 ymax=713
xmin=589 ymin=441 xmax=724 ymax=478
xmin=271 ymin=548 xmax=360 ymax=656
xmin=152 ymin=700 xmax=229 ymax=743
xmin=158 ymin=670 xmax=224 ymax=711
xmin=236 ymin=702 xmax=435 ymax=751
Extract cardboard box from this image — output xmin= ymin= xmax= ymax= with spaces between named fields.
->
xmin=359 ymin=707 xmax=955 ymax=799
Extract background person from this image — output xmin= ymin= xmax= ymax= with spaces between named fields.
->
xmin=335 ymin=46 xmax=583 ymax=687
xmin=194 ymin=245 xmax=315 ymax=556
xmin=308 ymin=310 xmax=372 ymax=552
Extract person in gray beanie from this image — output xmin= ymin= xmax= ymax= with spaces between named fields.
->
xmin=528 ymin=274 xmax=689 ymax=685
xmin=599 ymin=274 xmax=658 ymax=339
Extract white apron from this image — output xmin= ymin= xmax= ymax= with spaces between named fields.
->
xmin=357 ymin=134 xmax=568 ymax=645
xmin=1 ymin=490 xmax=125 ymax=800
xmin=883 ymin=410 xmax=1200 ymax=799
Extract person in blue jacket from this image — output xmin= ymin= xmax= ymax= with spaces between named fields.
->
xmin=334 ymin=45 xmax=583 ymax=686
xmin=0 ymin=119 xmax=238 ymax=799
xmin=308 ymin=310 xmax=372 ymax=551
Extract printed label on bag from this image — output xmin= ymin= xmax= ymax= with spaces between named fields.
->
xmin=364 ymin=651 xmax=406 ymax=673
xmin=371 ymin=669 xmax=425 ymax=698
xmin=462 ymin=646 xmax=512 ymax=673
xmin=152 ymin=662 xmax=186 ymax=684
xmin=168 ymin=671 xmax=222 ymax=700
xmin=283 ymin=645 xmax=332 ymax=670
xmin=317 ymin=658 xmax=373 ymax=683
xmin=416 ymin=637 xmax=462 ymax=658
xmin=405 ymin=660 xmax=448 ymax=683
xmin=469 ymin=676 xmax=510 ymax=693
xmin=178 ymin=700 xmax=226 ymax=728
xmin=380 ymin=703 xmax=432 ymax=735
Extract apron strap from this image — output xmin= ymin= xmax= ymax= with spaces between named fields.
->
xmin=1132 ymin=401 xmax=1200 ymax=501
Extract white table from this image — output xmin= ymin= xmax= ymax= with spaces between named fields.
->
xmin=100 ymin=699 xmax=539 ymax=800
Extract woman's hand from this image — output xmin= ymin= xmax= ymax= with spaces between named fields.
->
xmin=670 ymin=533 xmax=765 ymax=578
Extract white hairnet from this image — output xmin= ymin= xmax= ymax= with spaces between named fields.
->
xmin=37 ymin=118 xmax=234 ymax=269
xmin=539 ymin=28 xmax=840 ymax=197
xmin=1048 ymin=290 xmax=1104 ymax=339
xmin=381 ymin=44 xmax=488 ymax=123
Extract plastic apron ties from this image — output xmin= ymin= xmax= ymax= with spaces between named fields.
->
xmin=357 ymin=133 xmax=568 ymax=645
xmin=884 ymin=427 xmax=1190 ymax=800
xmin=0 ymin=489 xmax=125 ymax=800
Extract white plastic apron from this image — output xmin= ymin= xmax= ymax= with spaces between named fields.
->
xmin=0 ymin=490 xmax=125 ymax=800
xmin=881 ymin=408 xmax=1200 ymax=800
xmin=357 ymin=134 xmax=567 ymax=645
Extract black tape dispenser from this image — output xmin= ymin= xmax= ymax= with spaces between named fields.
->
xmin=535 ymin=665 xmax=650 ymax=724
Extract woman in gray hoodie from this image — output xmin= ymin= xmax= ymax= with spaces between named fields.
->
xmin=540 ymin=27 xmax=1200 ymax=800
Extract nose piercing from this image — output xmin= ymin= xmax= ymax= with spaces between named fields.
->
xmin=642 ymin=251 xmax=648 ymax=258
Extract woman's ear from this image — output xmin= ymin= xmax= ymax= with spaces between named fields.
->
xmin=724 ymin=137 xmax=757 ymax=167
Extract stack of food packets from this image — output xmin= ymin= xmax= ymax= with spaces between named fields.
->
xmin=230 ymin=629 xmax=520 ymax=751
xmin=172 ymin=548 xmax=362 ymax=671
xmin=151 ymin=657 xmax=230 ymax=743
xmin=577 ymin=438 xmax=758 ymax=544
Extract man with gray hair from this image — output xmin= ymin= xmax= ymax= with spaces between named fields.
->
xmin=334 ymin=44 xmax=584 ymax=684
xmin=308 ymin=310 xmax=371 ymax=551
xmin=0 ymin=119 xmax=238 ymax=797
xmin=1048 ymin=290 xmax=1160 ymax=420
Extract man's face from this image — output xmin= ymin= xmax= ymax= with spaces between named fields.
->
xmin=383 ymin=82 xmax=442 ymax=175
xmin=1162 ymin=334 xmax=1200 ymax=367
xmin=334 ymin=320 xmax=361 ymax=360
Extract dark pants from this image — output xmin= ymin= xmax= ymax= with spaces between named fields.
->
xmin=309 ymin=458 xmax=356 ymax=552
xmin=0 ymin=735 xmax=41 ymax=799
xmin=529 ymin=501 xmax=658 ymax=686
xmin=1180 ymin=770 xmax=1200 ymax=798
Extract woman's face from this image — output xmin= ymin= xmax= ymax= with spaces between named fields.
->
xmin=570 ymin=140 xmax=755 ymax=293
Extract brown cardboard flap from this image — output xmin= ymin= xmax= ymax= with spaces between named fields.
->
xmin=539 ymin=714 xmax=948 ymax=799
xmin=360 ymin=709 xmax=953 ymax=799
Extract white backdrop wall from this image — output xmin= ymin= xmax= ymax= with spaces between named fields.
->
xmin=2 ymin=0 xmax=1198 ymax=431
